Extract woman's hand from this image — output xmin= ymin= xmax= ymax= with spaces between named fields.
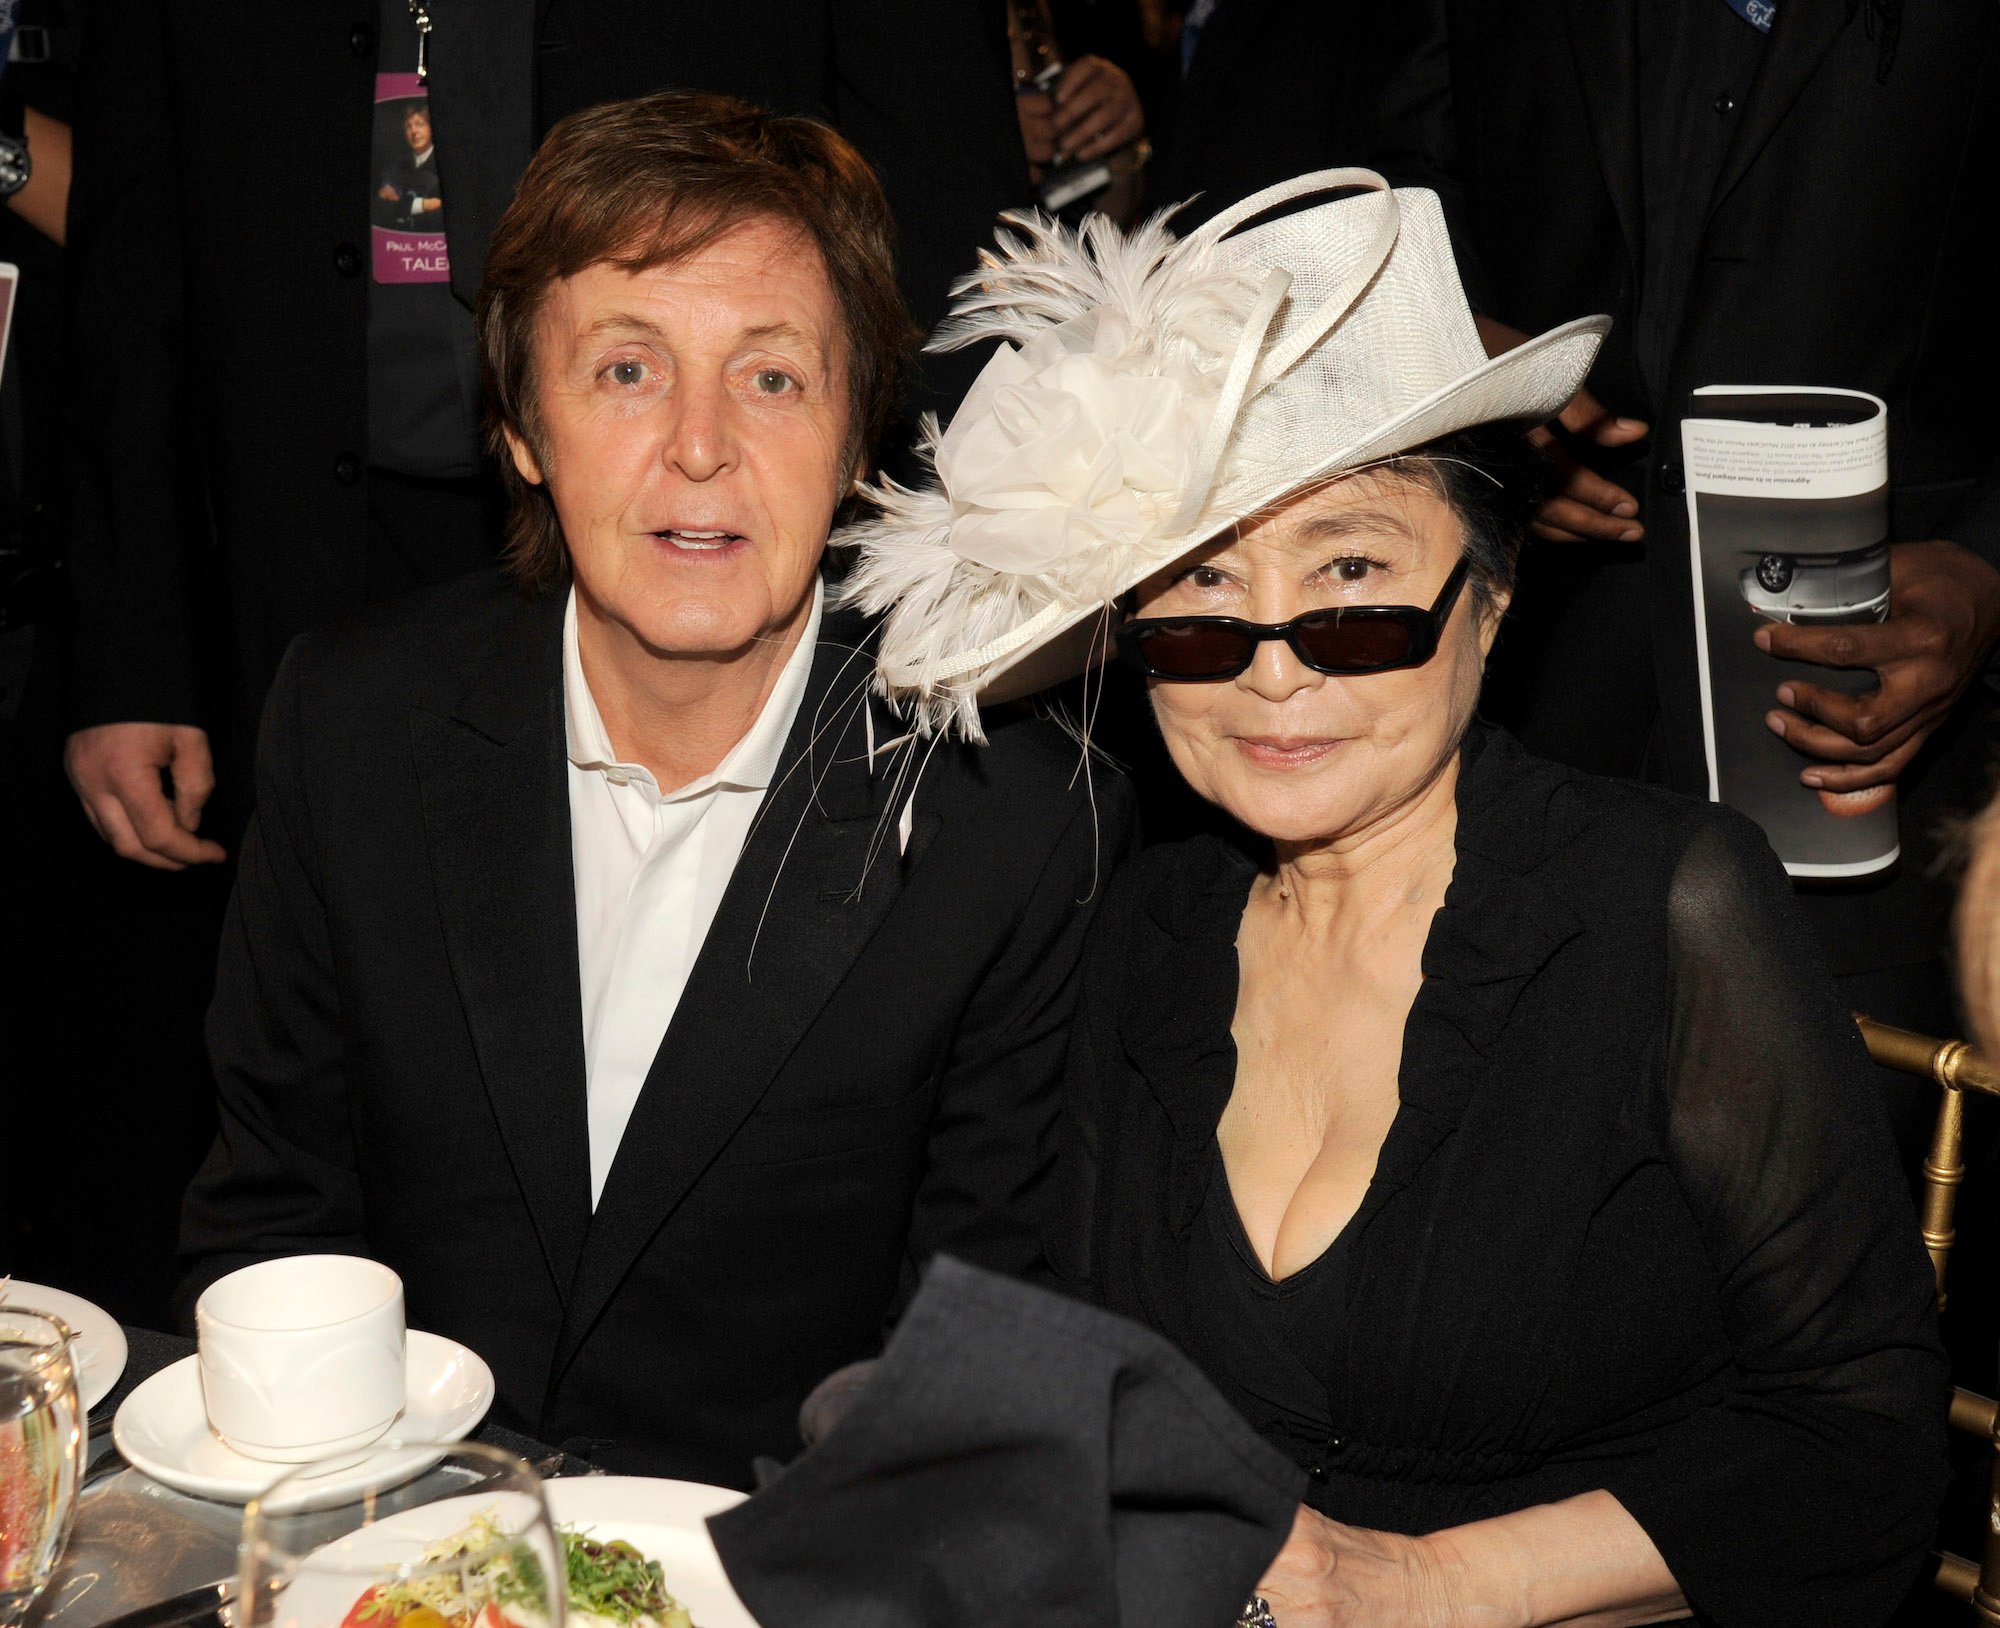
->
xmin=1255 ymin=1494 xmax=1686 ymax=1628
xmin=1255 ymin=1507 xmax=1462 ymax=1628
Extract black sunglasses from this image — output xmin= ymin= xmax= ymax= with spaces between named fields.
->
xmin=1117 ymin=556 xmax=1474 ymax=682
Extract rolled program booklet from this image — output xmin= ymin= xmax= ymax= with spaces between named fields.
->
xmin=1682 ymin=387 xmax=1897 ymax=879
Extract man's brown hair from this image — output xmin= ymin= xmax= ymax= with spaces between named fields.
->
xmin=476 ymin=90 xmax=916 ymax=591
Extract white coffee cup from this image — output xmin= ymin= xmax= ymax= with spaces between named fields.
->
xmin=196 ymin=1255 xmax=407 ymax=1464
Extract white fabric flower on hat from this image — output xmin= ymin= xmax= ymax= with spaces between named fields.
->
xmin=934 ymin=308 xmax=1216 ymax=577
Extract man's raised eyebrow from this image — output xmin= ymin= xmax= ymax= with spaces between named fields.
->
xmin=576 ymin=312 xmax=667 ymax=345
xmin=739 ymin=320 xmax=826 ymax=361
xmin=570 ymin=313 xmax=828 ymax=362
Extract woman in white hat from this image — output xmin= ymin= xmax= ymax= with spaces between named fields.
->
xmin=841 ymin=173 xmax=1945 ymax=1627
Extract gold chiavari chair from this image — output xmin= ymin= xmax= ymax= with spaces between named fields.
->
xmin=1856 ymin=1013 xmax=2000 ymax=1616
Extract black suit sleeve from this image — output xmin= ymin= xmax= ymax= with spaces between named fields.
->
xmin=1597 ymin=816 xmax=1948 ymax=1628
xmin=63 ymin=0 xmax=207 ymax=729
xmin=176 ymin=637 xmax=363 ymax=1324
xmin=901 ymin=773 xmax=1136 ymax=1293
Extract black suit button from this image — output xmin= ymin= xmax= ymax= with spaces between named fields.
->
xmin=349 ymin=21 xmax=374 ymax=56
xmin=1713 ymin=92 xmax=1736 ymax=115
xmin=1660 ymin=460 xmax=1685 ymax=495
xmin=334 ymin=453 xmax=364 ymax=486
xmin=333 ymin=243 xmax=362 ymax=278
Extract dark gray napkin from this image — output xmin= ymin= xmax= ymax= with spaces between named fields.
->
xmin=708 ymin=1256 xmax=1305 ymax=1628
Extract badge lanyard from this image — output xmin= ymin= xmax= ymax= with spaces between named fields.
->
xmin=408 ymin=0 xmax=432 ymax=81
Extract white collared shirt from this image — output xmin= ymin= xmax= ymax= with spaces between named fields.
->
xmin=564 ymin=582 xmax=823 ymax=1207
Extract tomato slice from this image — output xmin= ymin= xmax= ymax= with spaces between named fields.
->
xmin=340 ymin=1587 xmax=390 ymax=1628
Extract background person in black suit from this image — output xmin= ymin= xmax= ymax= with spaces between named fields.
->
xmin=1376 ymin=0 xmax=2000 ymax=1063
xmin=177 ymin=93 xmax=1130 ymax=1484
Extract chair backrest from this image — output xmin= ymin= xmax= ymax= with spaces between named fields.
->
xmin=1855 ymin=1013 xmax=2000 ymax=1612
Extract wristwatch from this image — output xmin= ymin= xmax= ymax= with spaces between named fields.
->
xmin=0 ymin=74 xmax=30 ymax=198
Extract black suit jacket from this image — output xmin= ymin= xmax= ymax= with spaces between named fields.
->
xmin=178 ymin=572 xmax=1132 ymax=1484
xmin=1376 ymin=0 xmax=2000 ymax=978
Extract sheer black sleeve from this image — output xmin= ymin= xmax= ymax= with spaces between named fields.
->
xmin=1602 ymin=813 xmax=1948 ymax=1628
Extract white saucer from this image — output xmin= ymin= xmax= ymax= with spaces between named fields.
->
xmin=1 ymin=1279 xmax=128 ymax=1412
xmin=112 ymin=1328 xmax=494 ymax=1503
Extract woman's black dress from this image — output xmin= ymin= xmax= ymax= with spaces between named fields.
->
xmin=1055 ymin=724 xmax=1947 ymax=1628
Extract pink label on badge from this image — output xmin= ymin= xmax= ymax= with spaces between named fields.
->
xmin=372 ymin=230 xmax=452 ymax=282
xmin=372 ymin=73 xmax=450 ymax=283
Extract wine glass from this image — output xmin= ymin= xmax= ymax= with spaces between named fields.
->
xmin=239 ymin=1440 xmax=564 ymax=1627
xmin=0 ymin=1307 xmax=84 ymax=1626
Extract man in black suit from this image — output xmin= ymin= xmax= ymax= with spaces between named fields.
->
xmin=1378 ymin=1 xmax=2000 ymax=1041
xmin=54 ymin=0 xmax=1047 ymax=1323
xmin=178 ymin=94 xmax=1130 ymax=1484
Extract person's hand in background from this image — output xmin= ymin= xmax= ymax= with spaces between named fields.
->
xmin=1050 ymin=55 xmax=1143 ymax=165
xmin=65 ymin=722 xmax=228 ymax=869
xmin=1475 ymin=315 xmax=1649 ymax=544
xmin=1760 ymin=538 xmax=2000 ymax=799
xmin=1015 ymin=81 xmax=1057 ymax=176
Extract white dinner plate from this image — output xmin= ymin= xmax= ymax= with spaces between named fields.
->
xmin=273 ymin=1476 xmax=756 ymax=1628
xmin=112 ymin=1328 xmax=494 ymax=1503
xmin=548 ymin=1477 xmax=756 ymax=1628
xmin=1 ymin=1279 xmax=128 ymax=1411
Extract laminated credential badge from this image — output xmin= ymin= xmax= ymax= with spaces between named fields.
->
xmin=370 ymin=73 xmax=450 ymax=284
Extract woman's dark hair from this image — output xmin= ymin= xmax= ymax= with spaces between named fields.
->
xmin=475 ymin=89 xmax=918 ymax=593
xmin=1381 ymin=421 xmax=1553 ymax=615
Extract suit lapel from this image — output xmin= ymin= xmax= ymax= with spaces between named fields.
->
xmin=1707 ymin=0 xmax=1851 ymax=218
xmin=551 ymin=613 xmax=919 ymax=1379
xmin=1561 ymin=0 xmax=1644 ymax=278
xmin=413 ymin=589 xmax=594 ymax=1304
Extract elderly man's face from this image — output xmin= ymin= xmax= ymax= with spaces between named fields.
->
xmin=506 ymin=215 xmax=850 ymax=665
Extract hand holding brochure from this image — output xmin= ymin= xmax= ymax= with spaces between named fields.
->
xmin=1682 ymin=387 xmax=1897 ymax=879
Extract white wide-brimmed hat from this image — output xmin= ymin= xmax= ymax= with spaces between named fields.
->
xmin=837 ymin=169 xmax=1610 ymax=739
